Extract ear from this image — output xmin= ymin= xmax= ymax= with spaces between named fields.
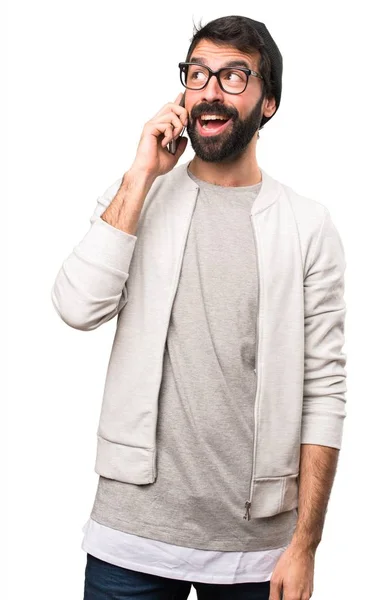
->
xmin=262 ymin=96 xmax=277 ymax=119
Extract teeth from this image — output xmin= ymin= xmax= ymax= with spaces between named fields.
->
xmin=200 ymin=115 xmax=229 ymax=121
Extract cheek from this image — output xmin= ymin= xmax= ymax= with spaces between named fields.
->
xmin=227 ymin=99 xmax=244 ymax=119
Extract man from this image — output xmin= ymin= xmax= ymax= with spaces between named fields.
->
xmin=52 ymin=15 xmax=347 ymax=600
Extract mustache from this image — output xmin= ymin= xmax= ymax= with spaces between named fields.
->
xmin=191 ymin=104 xmax=237 ymax=120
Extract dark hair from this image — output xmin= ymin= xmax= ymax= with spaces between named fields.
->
xmin=184 ymin=15 xmax=274 ymax=130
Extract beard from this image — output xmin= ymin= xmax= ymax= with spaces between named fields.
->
xmin=186 ymin=93 xmax=264 ymax=163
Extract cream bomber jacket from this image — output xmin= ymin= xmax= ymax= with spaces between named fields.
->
xmin=51 ymin=161 xmax=347 ymax=521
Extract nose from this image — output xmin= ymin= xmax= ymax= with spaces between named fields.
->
xmin=200 ymin=73 xmax=225 ymax=103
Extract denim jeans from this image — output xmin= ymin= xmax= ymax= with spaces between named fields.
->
xmin=83 ymin=553 xmax=272 ymax=599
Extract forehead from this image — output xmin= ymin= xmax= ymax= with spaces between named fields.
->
xmin=189 ymin=40 xmax=259 ymax=71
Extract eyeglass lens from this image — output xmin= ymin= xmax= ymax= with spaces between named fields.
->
xmin=181 ymin=64 xmax=248 ymax=93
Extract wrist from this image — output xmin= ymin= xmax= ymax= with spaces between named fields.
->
xmin=290 ymin=530 xmax=321 ymax=555
xmin=126 ymin=163 xmax=157 ymax=188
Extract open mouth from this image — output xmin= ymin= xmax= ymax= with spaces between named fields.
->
xmin=196 ymin=116 xmax=233 ymax=137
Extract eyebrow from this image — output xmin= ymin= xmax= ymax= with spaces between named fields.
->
xmin=189 ymin=56 xmax=252 ymax=70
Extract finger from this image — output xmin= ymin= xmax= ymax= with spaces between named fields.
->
xmin=145 ymin=117 xmax=183 ymax=142
xmin=153 ymin=100 xmax=188 ymax=124
xmin=167 ymin=103 xmax=188 ymax=125
xmin=154 ymin=106 xmax=188 ymax=126
xmin=151 ymin=111 xmax=184 ymax=131
xmin=269 ymin=579 xmax=283 ymax=600
xmin=157 ymin=115 xmax=186 ymax=146
xmin=161 ymin=125 xmax=186 ymax=148
xmin=162 ymin=124 xmax=175 ymax=146
xmin=147 ymin=121 xmax=180 ymax=148
xmin=145 ymin=121 xmax=173 ymax=142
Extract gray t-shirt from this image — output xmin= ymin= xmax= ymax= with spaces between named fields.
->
xmin=90 ymin=167 xmax=298 ymax=551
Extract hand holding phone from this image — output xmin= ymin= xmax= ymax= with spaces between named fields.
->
xmin=131 ymin=92 xmax=188 ymax=179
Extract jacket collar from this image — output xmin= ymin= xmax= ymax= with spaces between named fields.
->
xmin=168 ymin=160 xmax=281 ymax=216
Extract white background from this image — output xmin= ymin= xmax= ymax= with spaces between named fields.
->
xmin=6 ymin=1 xmax=392 ymax=598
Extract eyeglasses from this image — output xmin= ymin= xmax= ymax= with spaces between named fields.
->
xmin=178 ymin=62 xmax=263 ymax=95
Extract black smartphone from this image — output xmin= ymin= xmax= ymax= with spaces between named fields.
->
xmin=167 ymin=94 xmax=187 ymax=155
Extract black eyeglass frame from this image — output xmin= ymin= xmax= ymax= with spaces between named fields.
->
xmin=178 ymin=61 xmax=264 ymax=95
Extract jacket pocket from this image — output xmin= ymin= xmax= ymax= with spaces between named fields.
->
xmin=251 ymin=473 xmax=299 ymax=518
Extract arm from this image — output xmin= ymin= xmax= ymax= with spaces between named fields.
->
xmin=100 ymin=167 xmax=156 ymax=235
xmin=51 ymin=166 xmax=156 ymax=331
xmin=51 ymin=93 xmax=189 ymax=332
xmin=269 ymin=209 xmax=347 ymax=600
xmin=292 ymin=207 xmax=347 ymax=548
xmin=269 ymin=444 xmax=339 ymax=600
xmin=291 ymin=443 xmax=339 ymax=553
xmin=301 ymin=208 xmax=347 ymax=449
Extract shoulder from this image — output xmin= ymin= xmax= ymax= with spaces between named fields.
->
xmin=266 ymin=172 xmax=343 ymax=273
xmin=276 ymin=176 xmax=329 ymax=233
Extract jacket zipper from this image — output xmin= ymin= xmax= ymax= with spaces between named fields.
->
xmin=243 ymin=214 xmax=261 ymax=521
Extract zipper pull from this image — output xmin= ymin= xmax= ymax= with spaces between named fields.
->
xmin=243 ymin=501 xmax=251 ymax=520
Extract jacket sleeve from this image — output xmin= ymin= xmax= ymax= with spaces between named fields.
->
xmin=51 ymin=179 xmax=138 ymax=331
xmin=301 ymin=208 xmax=348 ymax=449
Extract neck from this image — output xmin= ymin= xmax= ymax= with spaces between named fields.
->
xmin=188 ymin=147 xmax=262 ymax=188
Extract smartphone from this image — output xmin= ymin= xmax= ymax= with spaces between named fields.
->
xmin=167 ymin=94 xmax=187 ymax=155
